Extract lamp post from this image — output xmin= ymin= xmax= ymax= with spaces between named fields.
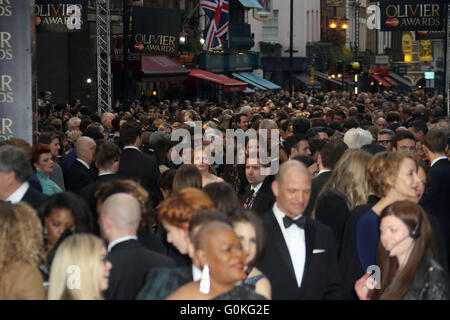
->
xmin=123 ymin=0 xmax=130 ymax=111
xmin=289 ymin=0 xmax=293 ymax=96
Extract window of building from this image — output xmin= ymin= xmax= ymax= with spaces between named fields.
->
xmin=262 ymin=10 xmax=278 ymax=43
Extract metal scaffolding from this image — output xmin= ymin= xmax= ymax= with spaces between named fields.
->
xmin=96 ymin=0 xmax=112 ymax=115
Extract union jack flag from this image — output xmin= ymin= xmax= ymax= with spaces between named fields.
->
xmin=200 ymin=0 xmax=229 ymax=50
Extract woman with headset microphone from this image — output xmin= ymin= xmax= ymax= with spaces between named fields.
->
xmin=355 ymin=201 xmax=450 ymax=300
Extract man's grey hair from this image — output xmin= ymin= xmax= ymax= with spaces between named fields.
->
xmin=378 ymin=128 xmax=395 ymax=139
xmin=344 ymin=128 xmax=373 ymax=149
xmin=0 ymin=145 xmax=32 ymax=182
xmin=68 ymin=117 xmax=81 ymax=130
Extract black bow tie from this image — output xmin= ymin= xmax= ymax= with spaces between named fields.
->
xmin=283 ymin=215 xmax=306 ymax=229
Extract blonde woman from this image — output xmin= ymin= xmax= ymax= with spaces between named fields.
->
xmin=313 ymin=149 xmax=372 ymax=253
xmin=48 ymin=233 xmax=112 ymax=300
xmin=0 ymin=201 xmax=45 ymax=300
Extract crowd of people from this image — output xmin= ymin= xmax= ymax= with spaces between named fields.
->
xmin=0 ymin=88 xmax=450 ymax=300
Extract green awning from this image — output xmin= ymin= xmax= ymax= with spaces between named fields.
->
xmin=238 ymin=72 xmax=281 ymax=90
xmin=232 ymin=73 xmax=267 ymax=90
xmin=239 ymin=0 xmax=263 ymax=9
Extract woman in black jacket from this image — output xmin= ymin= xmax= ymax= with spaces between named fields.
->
xmin=355 ymin=201 xmax=450 ymax=300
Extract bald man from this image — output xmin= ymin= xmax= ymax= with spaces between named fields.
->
xmin=100 ymin=193 xmax=175 ymax=300
xmin=257 ymin=160 xmax=344 ymax=299
xmin=65 ymin=136 xmax=97 ymax=194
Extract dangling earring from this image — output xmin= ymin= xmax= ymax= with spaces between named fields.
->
xmin=43 ymin=226 xmax=48 ymax=237
xmin=199 ymin=264 xmax=210 ymax=294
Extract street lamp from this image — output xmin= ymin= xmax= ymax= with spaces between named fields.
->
xmin=179 ymin=30 xmax=188 ymax=45
xmin=329 ymin=17 xmax=338 ymax=29
xmin=340 ymin=17 xmax=349 ymax=30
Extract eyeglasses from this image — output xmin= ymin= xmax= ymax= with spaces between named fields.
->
xmin=377 ymin=140 xmax=392 ymax=145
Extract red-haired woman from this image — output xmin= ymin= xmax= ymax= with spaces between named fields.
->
xmin=31 ymin=144 xmax=62 ymax=196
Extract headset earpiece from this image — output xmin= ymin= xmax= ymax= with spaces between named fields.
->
xmin=410 ymin=214 xmax=422 ymax=239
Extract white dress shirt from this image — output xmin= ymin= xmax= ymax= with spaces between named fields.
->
xmin=251 ymin=181 xmax=263 ymax=194
xmin=76 ymin=158 xmax=90 ymax=170
xmin=431 ymin=156 xmax=448 ymax=167
xmin=318 ymin=169 xmax=331 ymax=176
xmin=6 ymin=182 xmax=30 ymax=204
xmin=272 ymin=202 xmax=306 ymax=288
xmin=107 ymin=236 xmax=138 ymax=252
xmin=123 ymin=146 xmax=140 ymax=152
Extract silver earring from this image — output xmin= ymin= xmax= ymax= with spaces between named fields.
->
xmin=199 ymin=264 xmax=210 ymax=294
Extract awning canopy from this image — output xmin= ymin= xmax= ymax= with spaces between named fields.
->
xmin=244 ymin=87 xmax=255 ymax=93
xmin=383 ymin=76 xmax=398 ymax=86
xmin=294 ymin=73 xmax=322 ymax=89
xmin=371 ymin=74 xmax=391 ymax=87
xmin=141 ymin=56 xmax=189 ymax=81
xmin=389 ymin=72 xmax=414 ymax=87
xmin=232 ymin=73 xmax=267 ymax=90
xmin=315 ymin=71 xmax=343 ymax=86
xmin=239 ymin=0 xmax=263 ymax=8
xmin=189 ymin=69 xmax=247 ymax=92
xmin=237 ymin=72 xmax=281 ymax=90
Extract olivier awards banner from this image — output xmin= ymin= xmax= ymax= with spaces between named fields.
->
xmin=35 ymin=0 xmax=88 ymax=32
xmin=0 ymin=0 xmax=33 ymax=143
xmin=132 ymin=7 xmax=182 ymax=56
xmin=380 ymin=0 xmax=444 ymax=31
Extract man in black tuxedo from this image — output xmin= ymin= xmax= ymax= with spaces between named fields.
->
xmin=0 ymin=145 xmax=45 ymax=209
xmin=100 ymin=193 xmax=175 ymax=300
xmin=399 ymin=104 xmax=415 ymax=128
xmin=117 ymin=121 xmax=162 ymax=206
xmin=240 ymin=156 xmax=274 ymax=215
xmin=65 ymin=136 xmax=97 ymax=194
xmin=258 ymin=160 xmax=344 ymax=300
xmin=80 ymin=142 xmax=121 ymax=234
xmin=303 ymin=139 xmax=348 ymax=218
xmin=420 ymin=129 xmax=450 ymax=268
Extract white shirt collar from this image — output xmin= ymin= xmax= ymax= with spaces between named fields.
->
xmin=431 ymin=156 xmax=448 ymax=167
xmin=251 ymin=182 xmax=263 ymax=194
xmin=124 ymin=146 xmax=140 ymax=152
xmin=6 ymin=182 xmax=30 ymax=204
xmin=318 ymin=169 xmax=331 ymax=175
xmin=107 ymin=236 xmax=138 ymax=252
xmin=192 ymin=264 xmax=203 ymax=282
xmin=76 ymin=158 xmax=90 ymax=170
xmin=272 ymin=202 xmax=306 ymax=288
xmin=98 ymin=172 xmax=114 ymax=177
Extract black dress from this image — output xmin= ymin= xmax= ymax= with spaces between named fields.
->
xmin=213 ymin=285 xmax=267 ymax=300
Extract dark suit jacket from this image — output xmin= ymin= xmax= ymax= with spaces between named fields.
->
xmin=240 ymin=175 xmax=275 ymax=215
xmin=314 ymin=189 xmax=351 ymax=257
xmin=136 ymin=265 xmax=193 ymax=300
xmin=117 ymin=148 xmax=162 ymax=206
xmin=104 ymin=239 xmax=176 ymax=300
xmin=80 ymin=174 xmax=118 ymax=235
xmin=65 ymin=160 xmax=95 ymax=194
xmin=21 ymin=185 xmax=46 ymax=209
xmin=420 ymin=158 xmax=450 ymax=240
xmin=257 ymin=209 xmax=344 ymax=300
xmin=304 ymin=171 xmax=332 ymax=218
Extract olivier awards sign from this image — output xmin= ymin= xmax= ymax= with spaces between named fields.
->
xmin=380 ymin=1 xmax=444 ymax=31
xmin=132 ymin=7 xmax=182 ymax=56
xmin=0 ymin=0 xmax=33 ymax=143
xmin=35 ymin=0 xmax=88 ymax=33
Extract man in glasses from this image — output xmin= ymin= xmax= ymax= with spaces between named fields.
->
xmin=376 ymin=129 xmax=394 ymax=151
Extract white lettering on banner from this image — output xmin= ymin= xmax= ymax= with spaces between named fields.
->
xmin=66 ymin=5 xmax=81 ymax=30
